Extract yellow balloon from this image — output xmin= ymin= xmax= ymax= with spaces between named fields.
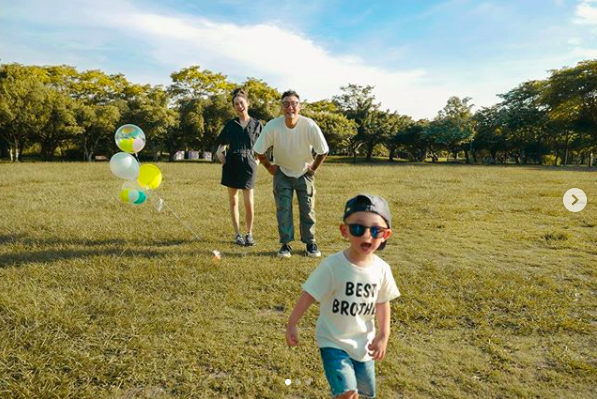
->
xmin=138 ymin=164 xmax=162 ymax=189
xmin=120 ymin=189 xmax=131 ymax=202
xmin=119 ymin=138 xmax=135 ymax=153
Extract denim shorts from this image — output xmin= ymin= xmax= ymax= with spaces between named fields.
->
xmin=320 ymin=347 xmax=376 ymax=398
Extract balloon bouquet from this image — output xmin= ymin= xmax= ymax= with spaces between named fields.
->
xmin=109 ymin=124 xmax=163 ymax=210
xmin=108 ymin=124 xmax=201 ymax=243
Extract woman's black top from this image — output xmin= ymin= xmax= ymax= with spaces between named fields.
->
xmin=216 ymin=117 xmax=262 ymax=189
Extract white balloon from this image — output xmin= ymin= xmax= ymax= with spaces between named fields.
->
xmin=109 ymin=152 xmax=140 ymax=180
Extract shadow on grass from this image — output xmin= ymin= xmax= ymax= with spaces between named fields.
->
xmin=0 ymin=235 xmax=190 ymax=247
xmin=0 ymin=234 xmax=26 ymax=245
xmin=0 ymin=247 xmax=164 ymax=268
xmin=0 ymin=234 xmax=205 ymax=268
xmin=207 ymin=248 xmax=276 ymax=258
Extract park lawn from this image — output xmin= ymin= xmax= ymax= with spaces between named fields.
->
xmin=0 ymin=161 xmax=595 ymax=399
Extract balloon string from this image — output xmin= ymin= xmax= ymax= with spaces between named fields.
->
xmin=117 ymin=244 xmax=129 ymax=259
xmin=150 ymin=193 xmax=201 ymax=241
xmin=131 ymin=153 xmax=200 ymax=240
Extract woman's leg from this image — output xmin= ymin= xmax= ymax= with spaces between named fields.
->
xmin=242 ymin=188 xmax=254 ymax=234
xmin=227 ymin=187 xmax=241 ymax=235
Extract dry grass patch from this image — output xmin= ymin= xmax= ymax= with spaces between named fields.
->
xmin=0 ymin=162 xmax=595 ymax=398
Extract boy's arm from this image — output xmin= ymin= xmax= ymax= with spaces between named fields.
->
xmin=368 ymin=301 xmax=391 ymax=360
xmin=286 ymin=291 xmax=316 ymax=346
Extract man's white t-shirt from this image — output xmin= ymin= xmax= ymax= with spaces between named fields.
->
xmin=253 ymin=115 xmax=329 ymax=178
xmin=302 ymin=251 xmax=400 ymax=362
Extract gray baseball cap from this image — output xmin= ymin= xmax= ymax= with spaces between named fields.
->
xmin=343 ymin=194 xmax=392 ymax=250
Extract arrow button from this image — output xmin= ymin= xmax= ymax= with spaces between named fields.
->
xmin=563 ymin=189 xmax=587 ymax=212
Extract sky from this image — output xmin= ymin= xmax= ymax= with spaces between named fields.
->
xmin=1 ymin=0 xmax=597 ymax=119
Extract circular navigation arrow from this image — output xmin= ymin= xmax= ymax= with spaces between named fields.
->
xmin=563 ymin=188 xmax=587 ymax=212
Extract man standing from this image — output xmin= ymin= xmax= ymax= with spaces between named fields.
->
xmin=253 ymin=90 xmax=329 ymax=258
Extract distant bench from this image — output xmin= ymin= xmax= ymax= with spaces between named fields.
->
xmin=94 ymin=155 xmax=108 ymax=161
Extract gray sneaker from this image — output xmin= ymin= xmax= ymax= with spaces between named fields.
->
xmin=245 ymin=233 xmax=255 ymax=246
xmin=235 ymin=234 xmax=245 ymax=246
xmin=277 ymin=243 xmax=292 ymax=258
xmin=306 ymin=243 xmax=321 ymax=258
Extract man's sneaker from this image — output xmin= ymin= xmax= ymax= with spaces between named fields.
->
xmin=306 ymin=243 xmax=321 ymax=258
xmin=235 ymin=234 xmax=245 ymax=246
xmin=277 ymin=243 xmax=292 ymax=258
xmin=245 ymin=233 xmax=255 ymax=246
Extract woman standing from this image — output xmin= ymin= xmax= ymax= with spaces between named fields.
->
xmin=215 ymin=88 xmax=262 ymax=246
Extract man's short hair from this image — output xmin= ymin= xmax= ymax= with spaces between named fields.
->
xmin=281 ymin=90 xmax=300 ymax=101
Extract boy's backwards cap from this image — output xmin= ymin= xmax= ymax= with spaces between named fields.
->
xmin=343 ymin=194 xmax=391 ymax=229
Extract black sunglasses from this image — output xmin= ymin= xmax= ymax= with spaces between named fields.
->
xmin=282 ymin=101 xmax=300 ymax=108
xmin=347 ymin=224 xmax=387 ymax=238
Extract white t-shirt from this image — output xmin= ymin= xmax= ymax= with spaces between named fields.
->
xmin=253 ymin=115 xmax=329 ymax=178
xmin=302 ymin=251 xmax=400 ymax=362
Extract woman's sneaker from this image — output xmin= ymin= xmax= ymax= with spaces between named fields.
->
xmin=306 ymin=243 xmax=321 ymax=258
xmin=277 ymin=243 xmax=292 ymax=258
xmin=245 ymin=233 xmax=255 ymax=246
xmin=235 ymin=234 xmax=245 ymax=246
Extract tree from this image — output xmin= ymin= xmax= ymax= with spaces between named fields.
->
xmin=200 ymin=94 xmax=235 ymax=152
xmin=178 ymin=98 xmax=205 ymax=153
xmin=76 ymin=103 xmax=121 ymax=161
xmin=423 ymin=96 xmax=476 ymax=162
xmin=125 ymin=85 xmax=178 ymax=161
xmin=169 ymin=65 xmax=234 ymax=99
xmin=360 ymin=109 xmax=400 ymax=161
xmin=301 ymin=108 xmax=357 ymax=154
xmin=305 ymin=99 xmax=339 ymax=114
xmin=383 ymin=114 xmax=414 ymax=161
xmin=36 ymin=89 xmax=81 ymax=161
xmin=333 ymin=84 xmax=380 ymax=160
xmin=241 ymin=78 xmax=281 ymax=122
xmin=0 ymin=64 xmax=51 ymax=161
xmin=473 ymin=106 xmax=507 ymax=163
xmin=544 ymin=60 xmax=597 ymax=165
xmin=499 ymin=81 xmax=551 ymax=164
xmin=389 ymin=119 xmax=430 ymax=162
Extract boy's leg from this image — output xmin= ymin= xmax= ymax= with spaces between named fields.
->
xmin=352 ymin=359 xmax=376 ymax=398
xmin=320 ymin=348 xmax=359 ymax=398
xmin=273 ymin=170 xmax=295 ymax=244
xmin=296 ymin=174 xmax=316 ymax=244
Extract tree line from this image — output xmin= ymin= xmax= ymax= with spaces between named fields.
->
xmin=1 ymin=60 xmax=596 ymax=165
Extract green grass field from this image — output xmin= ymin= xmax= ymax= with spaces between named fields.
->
xmin=0 ymin=161 xmax=595 ymax=399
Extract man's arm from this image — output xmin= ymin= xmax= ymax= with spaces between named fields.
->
xmin=307 ymin=152 xmax=328 ymax=176
xmin=256 ymin=152 xmax=278 ymax=176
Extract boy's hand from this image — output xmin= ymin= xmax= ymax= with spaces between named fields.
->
xmin=286 ymin=324 xmax=299 ymax=346
xmin=367 ymin=333 xmax=389 ymax=360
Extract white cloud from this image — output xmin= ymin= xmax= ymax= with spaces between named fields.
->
xmin=574 ymin=0 xmax=597 ymax=25
xmin=568 ymin=37 xmax=583 ymax=45
xmin=570 ymin=46 xmax=597 ymax=57
xmin=73 ymin=3 xmax=459 ymax=118
xmin=2 ymin=0 xmax=588 ymax=119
